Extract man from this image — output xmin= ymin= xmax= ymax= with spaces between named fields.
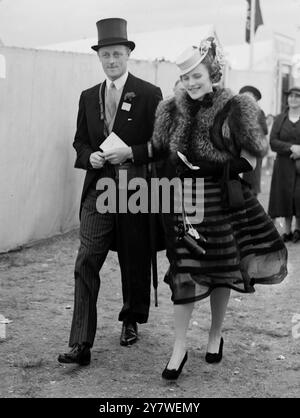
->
xmin=239 ymin=85 xmax=268 ymax=196
xmin=173 ymin=79 xmax=185 ymax=95
xmin=58 ymin=18 xmax=163 ymax=366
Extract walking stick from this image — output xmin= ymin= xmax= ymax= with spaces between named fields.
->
xmin=148 ymin=161 xmax=159 ymax=307
xmin=149 ymin=214 xmax=158 ymax=307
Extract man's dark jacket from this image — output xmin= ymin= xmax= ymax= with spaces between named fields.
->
xmin=73 ymin=72 xmax=165 ymax=252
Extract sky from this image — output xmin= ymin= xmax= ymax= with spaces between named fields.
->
xmin=0 ymin=0 xmax=300 ymax=51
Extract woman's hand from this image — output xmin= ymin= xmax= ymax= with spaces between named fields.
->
xmin=290 ymin=145 xmax=300 ymax=159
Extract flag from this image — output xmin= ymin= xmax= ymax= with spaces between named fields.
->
xmin=245 ymin=0 xmax=264 ymax=43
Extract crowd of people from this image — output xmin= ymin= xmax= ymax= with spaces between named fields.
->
xmin=56 ymin=17 xmax=297 ymax=381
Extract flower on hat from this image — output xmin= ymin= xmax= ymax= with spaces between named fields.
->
xmin=199 ymin=39 xmax=211 ymax=57
xmin=198 ymin=37 xmax=225 ymax=83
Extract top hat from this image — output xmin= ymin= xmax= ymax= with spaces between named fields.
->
xmin=285 ymin=86 xmax=300 ymax=96
xmin=91 ymin=18 xmax=135 ymax=52
xmin=175 ymin=46 xmax=209 ymax=76
xmin=239 ymin=85 xmax=262 ymax=101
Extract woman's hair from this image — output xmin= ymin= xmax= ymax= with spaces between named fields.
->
xmin=199 ymin=37 xmax=223 ymax=83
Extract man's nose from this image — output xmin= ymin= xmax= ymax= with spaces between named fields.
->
xmin=108 ymin=56 xmax=116 ymax=64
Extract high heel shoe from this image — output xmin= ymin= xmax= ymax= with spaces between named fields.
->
xmin=162 ymin=352 xmax=188 ymax=380
xmin=205 ymin=337 xmax=223 ymax=364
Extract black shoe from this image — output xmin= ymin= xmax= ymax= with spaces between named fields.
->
xmin=57 ymin=343 xmax=91 ymax=365
xmin=281 ymin=232 xmax=293 ymax=242
xmin=162 ymin=352 xmax=188 ymax=380
xmin=292 ymin=229 xmax=300 ymax=243
xmin=120 ymin=321 xmax=138 ymax=346
xmin=205 ymin=337 xmax=224 ymax=364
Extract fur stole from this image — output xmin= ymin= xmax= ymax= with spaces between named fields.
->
xmin=152 ymin=87 xmax=268 ymax=165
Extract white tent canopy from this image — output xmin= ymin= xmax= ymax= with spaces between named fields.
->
xmin=224 ymin=40 xmax=274 ymax=70
xmin=39 ymin=24 xmax=220 ymax=62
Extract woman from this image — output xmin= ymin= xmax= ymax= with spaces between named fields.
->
xmin=268 ymin=87 xmax=300 ymax=243
xmin=151 ymin=38 xmax=288 ymax=379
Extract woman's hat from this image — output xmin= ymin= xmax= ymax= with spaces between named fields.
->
xmin=91 ymin=18 xmax=135 ymax=52
xmin=175 ymin=46 xmax=209 ymax=76
xmin=285 ymin=86 xmax=300 ymax=96
xmin=239 ymin=85 xmax=262 ymax=101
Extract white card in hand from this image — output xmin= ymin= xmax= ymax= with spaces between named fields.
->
xmin=99 ymin=132 xmax=127 ymax=152
xmin=240 ymin=148 xmax=256 ymax=169
xmin=177 ymin=151 xmax=200 ymax=170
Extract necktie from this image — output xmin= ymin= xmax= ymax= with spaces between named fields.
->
xmin=106 ymin=82 xmax=118 ymax=122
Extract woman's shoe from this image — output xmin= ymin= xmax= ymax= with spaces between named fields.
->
xmin=162 ymin=352 xmax=188 ymax=380
xmin=205 ymin=337 xmax=223 ymax=364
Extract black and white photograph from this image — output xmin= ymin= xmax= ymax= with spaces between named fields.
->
xmin=0 ymin=0 xmax=300 ymax=402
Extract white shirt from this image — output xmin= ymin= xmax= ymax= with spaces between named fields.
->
xmin=105 ymin=71 xmax=129 ymax=91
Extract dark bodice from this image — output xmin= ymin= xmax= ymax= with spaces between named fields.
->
xmin=280 ymin=117 xmax=300 ymax=145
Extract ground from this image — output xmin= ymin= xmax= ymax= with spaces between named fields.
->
xmin=0 ymin=170 xmax=300 ymax=398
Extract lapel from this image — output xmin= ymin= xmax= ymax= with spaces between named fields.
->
xmin=113 ymin=73 xmax=137 ymax=134
xmin=99 ymin=81 xmax=107 ymax=139
xmin=89 ymin=83 xmax=105 ymax=144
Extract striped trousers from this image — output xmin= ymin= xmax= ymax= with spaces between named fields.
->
xmin=69 ymin=186 xmax=151 ymax=348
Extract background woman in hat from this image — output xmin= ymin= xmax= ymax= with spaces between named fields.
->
xmin=268 ymin=86 xmax=300 ymax=243
xmin=150 ymin=38 xmax=288 ymax=380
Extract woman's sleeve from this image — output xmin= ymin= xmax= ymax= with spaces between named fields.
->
xmin=259 ymin=110 xmax=268 ymax=135
xmin=150 ymin=98 xmax=174 ymax=160
xmin=227 ymin=95 xmax=268 ymax=158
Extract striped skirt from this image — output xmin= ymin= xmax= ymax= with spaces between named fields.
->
xmin=164 ymin=177 xmax=288 ymax=304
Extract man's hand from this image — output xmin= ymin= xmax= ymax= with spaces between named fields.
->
xmin=89 ymin=151 xmax=105 ymax=169
xmin=290 ymin=145 xmax=300 ymax=160
xmin=103 ymin=147 xmax=133 ymax=165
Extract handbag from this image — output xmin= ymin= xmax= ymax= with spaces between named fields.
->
xmin=221 ymin=160 xmax=245 ymax=210
xmin=180 ymin=232 xmax=206 ymax=257
xmin=177 ymin=186 xmax=206 ymax=257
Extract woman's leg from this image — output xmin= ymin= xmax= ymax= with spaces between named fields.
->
xmin=167 ymin=302 xmax=194 ymax=370
xmin=292 ymin=217 xmax=300 ymax=242
xmin=207 ymin=287 xmax=231 ymax=353
xmin=295 ymin=217 xmax=300 ymax=230
xmin=284 ymin=217 xmax=293 ymax=234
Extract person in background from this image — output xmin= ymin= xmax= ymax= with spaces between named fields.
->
xmin=239 ymin=86 xmax=268 ymax=196
xmin=150 ymin=38 xmax=287 ymax=380
xmin=173 ymin=79 xmax=185 ymax=95
xmin=268 ymin=86 xmax=300 ymax=243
